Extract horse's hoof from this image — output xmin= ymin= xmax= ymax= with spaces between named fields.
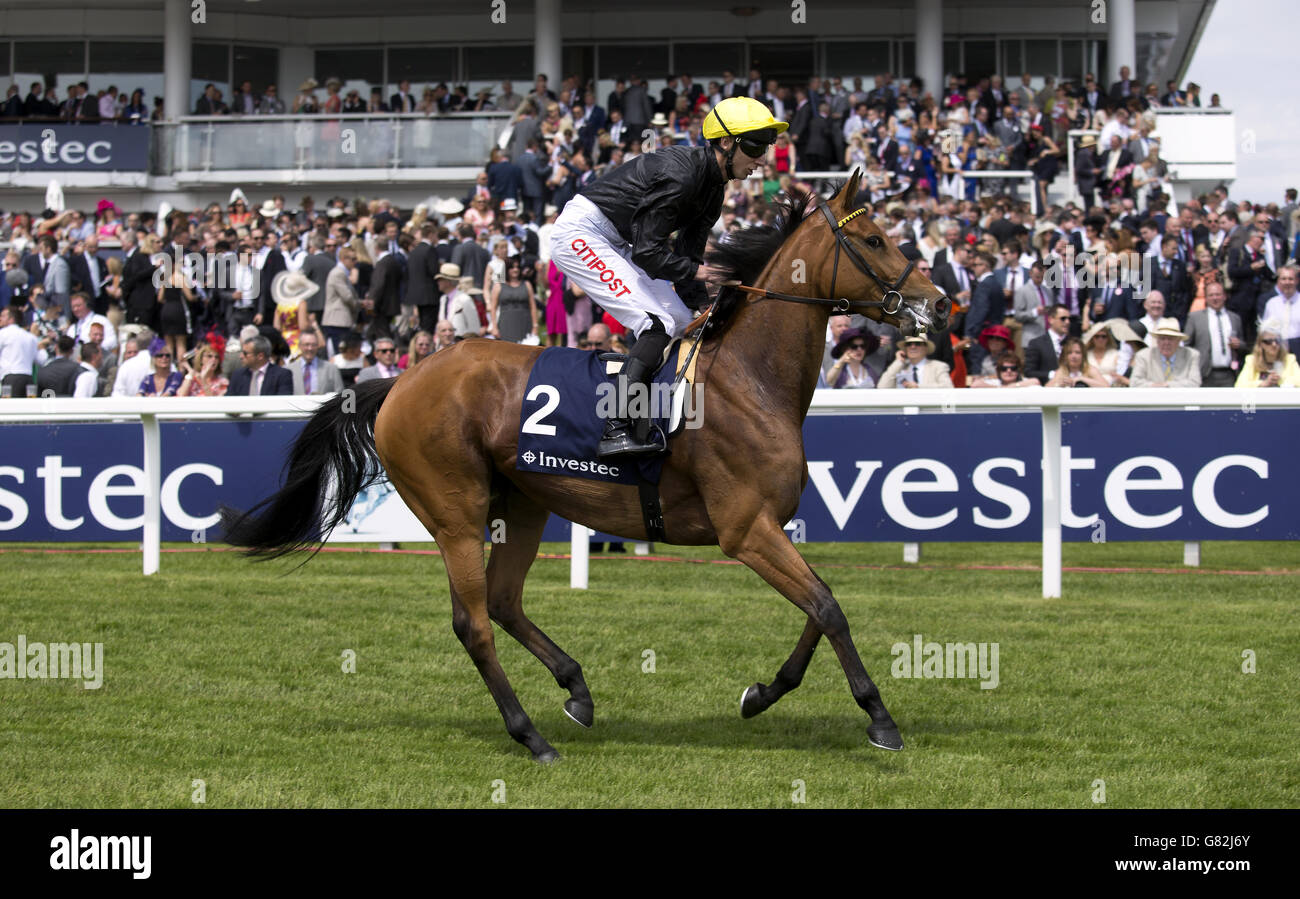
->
xmin=740 ymin=683 xmax=766 ymax=719
xmin=534 ymin=748 xmax=562 ymax=764
xmin=563 ymin=698 xmax=593 ymax=728
xmin=867 ymin=723 xmax=904 ymax=752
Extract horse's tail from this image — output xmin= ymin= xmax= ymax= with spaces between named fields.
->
xmin=219 ymin=378 xmax=396 ymax=560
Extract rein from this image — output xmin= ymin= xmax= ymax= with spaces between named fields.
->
xmin=728 ymin=203 xmax=916 ymax=316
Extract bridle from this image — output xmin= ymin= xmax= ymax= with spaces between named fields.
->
xmin=730 ymin=203 xmax=919 ymax=316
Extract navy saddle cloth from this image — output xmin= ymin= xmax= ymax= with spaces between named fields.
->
xmin=515 ymin=345 xmax=681 ymax=485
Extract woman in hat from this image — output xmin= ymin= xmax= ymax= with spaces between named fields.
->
xmin=1235 ymin=320 xmax=1300 ymax=387
xmin=269 ymin=270 xmax=319 ymax=358
xmin=824 ymin=328 xmax=880 ymax=389
xmin=138 ymin=337 xmax=184 ymax=397
xmin=975 ymin=324 xmax=1014 ymax=377
xmin=94 ymin=199 xmax=122 ymax=240
xmin=227 ymin=197 xmax=251 ymax=229
xmin=177 ymin=335 xmax=229 ymax=397
xmin=293 ymin=79 xmax=319 ymax=114
xmin=880 ymin=334 xmax=954 ymax=388
xmin=1046 ymin=335 xmax=1110 ymax=387
xmin=464 ymin=196 xmax=495 ymax=236
xmin=970 ymin=351 xmax=1040 ymax=388
xmin=1081 ymin=320 xmax=1129 ymax=386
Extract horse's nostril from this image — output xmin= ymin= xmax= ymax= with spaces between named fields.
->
xmin=935 ymin=298 xmax=950 ymax=317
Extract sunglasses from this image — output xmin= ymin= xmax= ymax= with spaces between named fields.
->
xmin=376 ymin=347 xmax=395 ymax=353
xmin=155 ymin=353 xmax=172 ymax=359
xmin=849 ymin=343 xmax=866 ymax=350
xmin=737 ymin=138 xmax=771 ymax=158
xmin=1259 ymin=339 xmax=1279 ymax=346
xmin=999 ymin=365 xmax=1019 ymax=373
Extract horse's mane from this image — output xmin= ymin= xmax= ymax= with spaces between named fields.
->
xmin=702 ymin=182 xmax=848 ymax=336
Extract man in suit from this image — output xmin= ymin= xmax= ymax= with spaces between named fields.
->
xmin=1227 ymin=228 xmax=1272 ymax=345
xmin=1150 ymin=236 xmax=1191 ymax=325
xmin=1184 ymin=281 xmax=1242 ymax=386
xmin=963 ymin=251 xmax=1003 ymax=372
xmin=1091 ymin=257 xmax=1137 ymax=322
xmin=620 ymin=75 xmax=654 ymax=141
xmin=36 ymin=336 xmax=82 ymax=396
xmin=450 ymin=224 xmax=491 ymax=292
xmin=390 ymin=80 xmax=417 ymax=114
xmin=1129 ymin=319 xmax=1202 ymax=387
xmin=64 ymin=292 xmax=117 ymax=353
xmin=1109 ymin=65 xmax=1138 ymax=103
xmin=878 ymin=334 xmax=954 ymax=388
xmin=1024 ymin=304 xmax=1071 ymax=383
xmin=67 ymin=236 xmax=108 ymax=315
xmin=37 ymin=235 xmax=71 ymax=316
xmin=1074 ymin=135 xmax=1101 ymax=209
xmin=122 ymin=231 xmax=159 ymax=328
xmin=1129 ymin=290 xmax=1167 ymax=346
xmin=1099 ymin=134 xmax=1135 ymax=201
xmin=288 ymin=331 xmax=343 ymax=395
xmin=194 ymin=83 xmax=223 ymax=115
xmin=355 ymin=337 xmax=402 ymax=382
xmin=802 ymin=103 xmax=835 ymax=173
xmin=22 ymin=82 xmax=47 ymax=117
xmin=518 ymin=140 xmax=552 ymax=222
xmin=1013 ymin=261 xmax=1054 ymax=347
xmin=228 ymin=335 xmax=293 ymax=396
xmin=787 ymin=88 xmax=812 ymax=153
xmin=254 ymin=228 xmax=287 ymax=324
xmin=406 ymin=223 xmax=442 ymax=332
xmin=992 ymin=241 xmax=1032 ymax=348
xmin=365 ymin=234 xmax=410 ymax=341
xmin=299 ymin=234 xmax=335 ymax=322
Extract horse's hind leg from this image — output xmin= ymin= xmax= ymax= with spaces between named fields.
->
xmin=740 ymin=620 xmax=821 ymax=719
xmin=486 ymin=484 xmax=595 ymax=728
xmin=722 ymin=516 xmax=902 ymax=751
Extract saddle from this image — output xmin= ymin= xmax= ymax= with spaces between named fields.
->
xmin=598 ymin=334 xmax=703 ymax=438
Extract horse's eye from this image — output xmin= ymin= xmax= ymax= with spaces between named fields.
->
xmin=865 ymin=235 xmax=884 ymax=249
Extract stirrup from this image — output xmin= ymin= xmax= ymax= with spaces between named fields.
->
xmin=598 ymin=421 xmax=665 ymax=458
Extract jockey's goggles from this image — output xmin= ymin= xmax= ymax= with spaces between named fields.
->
xmin=735 ymin=132 xmax=776 ymax=158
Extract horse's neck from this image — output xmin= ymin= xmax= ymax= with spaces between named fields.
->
xmin=721 ymin=244 xmax=833 ymax=417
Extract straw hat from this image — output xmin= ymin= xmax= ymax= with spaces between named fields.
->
xmin=1150 ymin=317 xmax=1188 ymax=340
xmin=270 ymin=270 xmax=320 ymax=306
xmin=299 ymin=78 xmax=318 ymax=92
xmin=458 ymin=276 xmax=483 ymax=295
xmin=258 ymin=199 xmax=278 ymax=218
xmin=898 ymin=333 xmax=936 ymax=354
xmin=436 ymin=263 xmax=461 ymax=281
xmin=434 ymin=198 xmax=464 ymax=216
xmin=1077 ymin=134 xmax=1097 ymax=149
xmin=325 ymin=77 xmax=342 ymax=90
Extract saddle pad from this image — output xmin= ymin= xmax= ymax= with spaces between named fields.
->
xmin=516 ymin=345 xmax=683 ymax=485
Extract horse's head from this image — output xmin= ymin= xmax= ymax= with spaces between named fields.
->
xmin=818 ymin=169 xmax=950 ymax=336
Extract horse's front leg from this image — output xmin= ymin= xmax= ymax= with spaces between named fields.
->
xmin=721 ymin=516 xmax=902 ymax=751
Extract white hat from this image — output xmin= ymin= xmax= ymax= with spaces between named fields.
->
xmin=500 ymin=198 xmax=518 ymax=212
xmin=270 ymin=270 xmax=320 ymax=306
xmin=435 ymin=198 xmax=464 ymax=215
xmin=1150 ymin=317 xmax=1188 ymax=340
xmin=258 ymin=199 xmax=278 ymax=218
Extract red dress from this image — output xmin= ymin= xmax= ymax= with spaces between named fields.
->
xmin=773 ymin=144 xmax=791 ymax=174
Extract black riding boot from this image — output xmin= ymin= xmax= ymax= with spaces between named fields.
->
xmin=598 ymin=321 xmax=671 ymax=459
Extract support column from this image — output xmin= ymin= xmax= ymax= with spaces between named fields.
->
xmin=915 ymin=0 xmax=943 ymax=100
xmin=163 ymin=0 xmax=192 ymax=121
xmin=534 ymin=0 xmax=562 ymax=97
xmin=1108 ymin=0 xmax=1136 ymax=89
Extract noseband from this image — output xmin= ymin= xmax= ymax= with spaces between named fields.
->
xmin=729 ymin=203 xmax=917 ymax=316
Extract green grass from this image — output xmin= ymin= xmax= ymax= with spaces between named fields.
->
xmin=1 ymin=540 xmax=1296 ymax=808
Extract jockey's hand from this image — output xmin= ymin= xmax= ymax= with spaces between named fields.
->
xmin=694 ymin=263 xmax=728 ymax=285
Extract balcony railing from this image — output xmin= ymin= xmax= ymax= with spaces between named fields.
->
xmin=153 ymin=112 xmax=512 ymax=176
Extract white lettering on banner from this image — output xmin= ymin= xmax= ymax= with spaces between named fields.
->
xmin=805 ymin=461 xmax=882 ymax=529
xmin=1059 ymin=446 xmax=1099 ymax=527
xmin=1103 ymin=455 xmax=1183 ymax=529
xmin=0 ymin=139 xmax=117 ymax=167
xmin=1191 ymin=455 xmax=1268 ymax=528
xmin=881 ymin=459 xmax=959 ymax=530
xmin=0 ymin=466 xmax=28 ymax=531
xmin=162 ymin=464 xmax=223 ymax=530
xmin=36 ymin=456 xmax=84 ymax=530
xmin=87 ymin=465 xmax=146 ymax=531
xmin=971 ymin=458 xmax=1030 ymax=529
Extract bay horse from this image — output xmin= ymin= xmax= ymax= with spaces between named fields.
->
xmin=221 ymin=169 xmax=950 ymax=763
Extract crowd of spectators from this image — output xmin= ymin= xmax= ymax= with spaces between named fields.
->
xmin=1 ymin=65 xmax=1296 ymax=399
xmin=1 ymin=81 xmax=156 ymax=122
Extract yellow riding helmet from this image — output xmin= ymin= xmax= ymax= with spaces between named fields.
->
xmin=702 ymin=96 xmax=789 ymax=141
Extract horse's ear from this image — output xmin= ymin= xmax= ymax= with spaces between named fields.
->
xmin=838 ymin=167 xmax=863 ymax=214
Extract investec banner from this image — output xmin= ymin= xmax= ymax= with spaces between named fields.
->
xmin=0 ymin=123 xmax=150 ymax=171
xmin=0 ymin=410 xmax=1293 ymax=542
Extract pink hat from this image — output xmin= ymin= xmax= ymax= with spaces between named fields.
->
xmin=96 ymin=198 xmax=117 ymax=215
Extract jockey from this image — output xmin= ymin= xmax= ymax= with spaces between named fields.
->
xmin=550 ymin=96 xmax=788 ymax=457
